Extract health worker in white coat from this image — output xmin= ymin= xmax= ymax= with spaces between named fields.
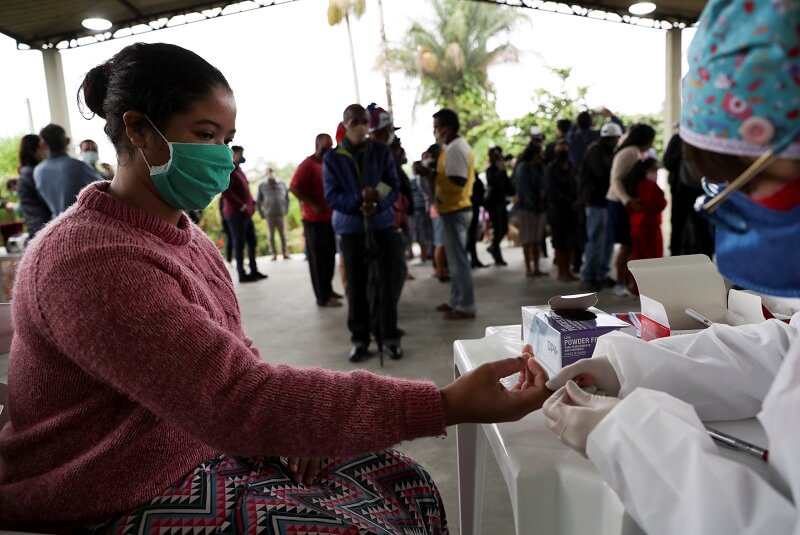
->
xmin=542 ymin=1 xmax=800 ymax=534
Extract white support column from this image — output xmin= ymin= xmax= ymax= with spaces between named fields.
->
xmin=664 ymin=27 xmax=682 ymax=143
xmin=41 ymin=48 xmax=72 ymax=136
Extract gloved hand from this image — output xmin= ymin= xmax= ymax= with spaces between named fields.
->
xmin=542 ymin=380 xmax=620 ymax=456
xmin=545 ymin=356 xmax=621 ymax=396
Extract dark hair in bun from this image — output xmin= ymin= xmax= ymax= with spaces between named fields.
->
xmin=78 ymin=42 xmax=231 ymax=156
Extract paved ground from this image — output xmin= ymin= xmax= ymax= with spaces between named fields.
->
xmin=1 ymin=241 xmax=640 ymax=533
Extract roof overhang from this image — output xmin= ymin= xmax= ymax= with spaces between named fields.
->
xmin=0 ymin=0 xmax=296 ymax=50
xmin=474 ymin=1 xmax=705 ymax=29
xmin=0 ymin=0 xmax=704 ymax=51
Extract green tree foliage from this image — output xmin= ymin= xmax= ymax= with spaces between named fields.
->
xmin=616 ymin=111 xmax=666 ymax=158
xmin=0 ymin=136 xmax=20 ymax=181
xmin=0 ymin=137 xmax=24 ymax=224
xmin=469 ymin=68 xmax=665 ymax=169
xmin=384 ymin=0 xmax=524 ymax=137
xmin=468 ymin=67 xmax=589 ymax=168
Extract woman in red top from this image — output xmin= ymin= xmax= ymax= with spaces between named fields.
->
xmin=625 ymin=157 xmax=667 ymax=261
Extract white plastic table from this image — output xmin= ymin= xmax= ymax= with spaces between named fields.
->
xmin=454 ymin=325 xmax=770 ymax=535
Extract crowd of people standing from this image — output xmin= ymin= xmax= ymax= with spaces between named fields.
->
xmin=8 ymin=100 xmax=710 ymax=365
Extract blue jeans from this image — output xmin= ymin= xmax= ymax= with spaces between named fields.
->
xmin=441 ymin=210 xmax=475 ymax=312
xmin=581 ymin=205 xmax=614 ymax=282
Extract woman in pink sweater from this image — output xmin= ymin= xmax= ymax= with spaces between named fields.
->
xmin=0 ymin=43 xmax=550 ymax=532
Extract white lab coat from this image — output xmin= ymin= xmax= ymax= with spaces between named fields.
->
xmin=585 ymin=312 xmax=800 ymax=535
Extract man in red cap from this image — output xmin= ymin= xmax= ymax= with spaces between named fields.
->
xmin=367 ymin=103 xmax=400 ymax=146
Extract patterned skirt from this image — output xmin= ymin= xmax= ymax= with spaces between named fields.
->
xmin=83 ymin=450 xmax=448 ymax=535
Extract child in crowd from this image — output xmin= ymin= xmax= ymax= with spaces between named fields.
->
xmin=625 ymin=157 xmax=667 ymax=263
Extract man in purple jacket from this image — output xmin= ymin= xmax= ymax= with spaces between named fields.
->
xmin=323 ymin=104 xmax=402 ymax=363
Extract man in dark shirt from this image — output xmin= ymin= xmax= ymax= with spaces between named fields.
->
xmin=484 ymin=147 xmax=514 ymax=266
xmin=221 ymin=146 xmax=267 ymax=283
xmin=291 ymin=134 xmax=340 ymax=307
xmin=577 ymin=123 xmax=622 ymax=290
xmin=324 ymin=104 xmax=402 ymax=362
xmin=566 ymin=109 xmax=624 ymax=167
xmin=544 ymin=119 xmax=572 ymax=166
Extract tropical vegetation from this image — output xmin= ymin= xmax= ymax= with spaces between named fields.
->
xmin=384 ymin=0 xmax=525 ymax=138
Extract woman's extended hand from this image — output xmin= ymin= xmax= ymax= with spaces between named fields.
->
xmin=285 ymin=457 xmax=323 ymax=485
xmin=441 ymin=344 xmax=552 ymax=426
xmin=545 ymin=356 xmax=621 ymax=396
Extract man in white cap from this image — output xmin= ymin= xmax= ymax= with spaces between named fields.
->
xmin=576 ymin=122 xmax=622 ymax=291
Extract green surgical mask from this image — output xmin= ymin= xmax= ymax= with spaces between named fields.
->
xmin=141 ymin=116 xmax=234 ymax=211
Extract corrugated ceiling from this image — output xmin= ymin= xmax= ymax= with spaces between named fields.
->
xmin=0 ymin=0 xmax=706 ymax=50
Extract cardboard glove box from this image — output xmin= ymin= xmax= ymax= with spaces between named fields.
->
xmin=522 ymin=294 xmax=632 ymax=376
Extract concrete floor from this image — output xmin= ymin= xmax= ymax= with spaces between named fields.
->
xmin=235 ymin=241 xmax=638 ymax=534
xmin=1 ymin=241 xmax=639 ymax=534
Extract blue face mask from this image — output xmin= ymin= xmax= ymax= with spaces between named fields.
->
xmin=700 ymin=182 xmax=800 ymax=297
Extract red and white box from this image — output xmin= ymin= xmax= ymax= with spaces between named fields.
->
xmin=628 ymin=255 xmax=769 ymax=341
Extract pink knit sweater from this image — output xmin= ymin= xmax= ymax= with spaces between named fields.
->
xmin=0 ymin=182 xmax=446 ymax=529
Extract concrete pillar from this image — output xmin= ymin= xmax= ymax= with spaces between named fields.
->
xmin=664 ymin=27 xmax=682 ymax=144
xmin=41 ymin=48 xmax=71 ymax=136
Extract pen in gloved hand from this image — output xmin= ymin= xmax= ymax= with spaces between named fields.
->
xmin=686 ymin=307 xmax=715 ymax=327
xmin=706 ymin=426 xmax=769 ymax=462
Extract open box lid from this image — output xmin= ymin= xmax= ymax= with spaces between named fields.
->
xmin=629 ymin=255 xmax=728 ymax=330
xmin=629 ymin=255 xmax=770 ymax=329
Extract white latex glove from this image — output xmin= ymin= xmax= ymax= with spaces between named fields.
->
xmin=545 ymin=356 xmax=621 ymax=396
xmin=542 ymin=380 xmax=620 ymax=456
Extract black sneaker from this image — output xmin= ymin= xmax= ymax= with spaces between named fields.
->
xmin=239 ymin=273 xmax=259 ymax=283
xmin=251 ymin=271 xmax=268 ymax=280
xmin=385 ymin=344 xmax=403 ymax=360
xmin=349 ymin=345 xmax=369 ymax=363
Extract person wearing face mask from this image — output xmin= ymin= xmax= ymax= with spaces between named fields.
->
xmin=485 ymin=146 xmax=514 ymax=266
xmin=514 ymin=142 xmax=547 ymax=278
xmin=577 ymin=122 xmax=622 ymax=291
xmin=257 ymin=167 xmax=291 ymax=262
xmin=33 ymin=124 xmax=102 ymax=218
xmin=222 ymin=145 xmax=267 ymax=282
xmin=418 ymin=108 xmax=476 ymax=320
xmin=543 ymin=2 xmax=800 ymax=532
xmin=0 ymin=43 xmax=554 ymax=531
xmin=323 ymin=104 xmax=404 ymax=362
xmin=624 ymin=157 xmax=666 ymax=263
xmin=606 ymin=123 xmax=656 ymax=296
xmin=366 ymin=103 xmax=400 ymax=146
xmin=79 ymin=139 xmax=114 ymax=180
xmin=290 ymin=133 xmax=341 ymax=307
xmin=16 ymin=134 xmax=51 ymax=239
xmin=418 ymin=145 xmax=450 ymax=282
xmin=544 ymin=138 xmax=580 ymax=282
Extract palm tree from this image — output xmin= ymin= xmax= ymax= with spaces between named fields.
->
xmin=376 ymin=0 xmax=393 ymax=112
xmin=328 ymin=0 xmax=367 ymax=102
xmin=384 ymin=0 xmax=524 ymax=133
